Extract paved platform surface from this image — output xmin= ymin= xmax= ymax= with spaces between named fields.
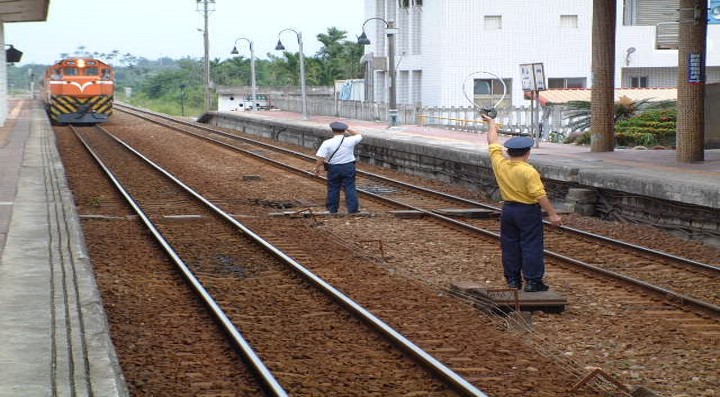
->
xmin=219 ymin=109 xmax=720 ymax=209
xmin=0 ymin=100 xmax=127 ymax=396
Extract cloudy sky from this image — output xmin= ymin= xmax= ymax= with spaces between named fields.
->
xmin=6 ymin=0 xmax=367 ymax=65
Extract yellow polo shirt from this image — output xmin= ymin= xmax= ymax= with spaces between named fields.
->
xmin=488 ymin=143 xmax=547 ymax=204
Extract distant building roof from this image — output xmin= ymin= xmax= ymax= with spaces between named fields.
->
xmin=539 ymin=88 xmax=677 ymax=106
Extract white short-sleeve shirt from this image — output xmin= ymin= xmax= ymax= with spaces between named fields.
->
xmin=316 ymin=134 xmax=362 ymax=164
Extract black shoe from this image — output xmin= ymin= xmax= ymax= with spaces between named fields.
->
xmin=507 ymin=280 xmax=522 ymax=289
xmin=524 ymin=281 xmax=549 ymax=292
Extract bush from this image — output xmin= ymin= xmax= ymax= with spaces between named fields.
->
xmin=564 ymin=131 xmax=591 ymax=145
xmin=614 ymin=108 xmax=676 ymax=147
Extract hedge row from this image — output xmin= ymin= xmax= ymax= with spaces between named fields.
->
xmin=612 ymin=109 xmax=677 ymax=147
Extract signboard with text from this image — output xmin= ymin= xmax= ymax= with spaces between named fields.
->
xmin=688 ymin=53 xmax=704 ymax=84
xmin=520 ymin=63 xmax=546 ymax=91
xmin=710 ymin=0 xmax=720 ymax=24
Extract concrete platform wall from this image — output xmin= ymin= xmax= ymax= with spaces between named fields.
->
xmin=205 ymin=112 xmax=720 ymax=246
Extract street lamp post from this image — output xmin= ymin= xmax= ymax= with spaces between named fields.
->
xmin=275 ymin=28 xmax=308 ymax=120
xmin=358 ymin=18 xmax=399 ymax=127
xmin=231 ymin=37 xmax=257 ymax=112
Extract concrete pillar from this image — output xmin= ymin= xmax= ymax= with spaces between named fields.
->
xmin=590 ymin=0 xmax=616 ymax=152
xmin=676 ymin=0 xmax=707 ymax=162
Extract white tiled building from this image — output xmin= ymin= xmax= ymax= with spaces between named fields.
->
xmin=361 ymin=0 xmax=720 ymax=108
xmin=0 ymin=1 xmax=49 ymax=126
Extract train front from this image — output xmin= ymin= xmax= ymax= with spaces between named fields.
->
xmin=44 ymin=58 xmax=115 ymax=124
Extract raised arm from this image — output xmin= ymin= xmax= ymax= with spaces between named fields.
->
xmin=482 ymin=115 xmax=499 ymax=145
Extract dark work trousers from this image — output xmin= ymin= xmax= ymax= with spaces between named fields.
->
xmin=326 ymin=162 xmax=358 ymax=213
xmin=500 ymin=202 xmax=544 ymax=283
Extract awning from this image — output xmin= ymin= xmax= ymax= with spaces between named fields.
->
xmin=538 ymin=88 xmax=677 ymax=106
xmin=1 ymin=0 xmax=49 ymax=23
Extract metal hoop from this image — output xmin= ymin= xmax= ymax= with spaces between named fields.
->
xmin=461 ymin=71 xmax=507 ymax=118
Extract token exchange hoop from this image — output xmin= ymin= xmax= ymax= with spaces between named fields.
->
xmin=461 ymin=70 xmax=507 ymax=120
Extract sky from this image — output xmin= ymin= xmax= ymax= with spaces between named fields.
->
xmin=5 ymin=0 xmax=367 ymax=66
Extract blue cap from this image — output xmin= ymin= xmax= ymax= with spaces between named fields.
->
xmin=329 ymin=121 xmax=348 ymax=131
xmin=504 ymin=136 xmax=534 ymax=150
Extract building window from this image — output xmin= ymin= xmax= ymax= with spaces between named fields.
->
xmin=474 ymin=78 xmax=512 ymax=108
xmin=484 ymin=15 xmax=502 ymax=30
xmin=548 ymin=77 xmax=587 ymax=89
xmin=560 ymin=15 xmax=578 ymax=28
xmin=631 ymin=76 xmax=649 ymax=88
xmin=399 ymin=0 xmax=422 ymax=7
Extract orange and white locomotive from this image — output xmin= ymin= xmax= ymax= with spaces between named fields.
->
xmin=43 ymin=58 xmax=115 ymax=124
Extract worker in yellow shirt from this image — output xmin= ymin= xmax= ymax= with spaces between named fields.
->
xmin=482 ymin=115 xmax=562 ymax=292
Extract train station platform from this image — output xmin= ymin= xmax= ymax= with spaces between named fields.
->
xmin=206 ymin=108 xmax=720 ymax=246
xmin=0 ymin=99 xmax=127 ymax=396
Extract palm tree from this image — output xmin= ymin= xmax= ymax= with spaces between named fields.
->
xmin=316 ymin=27 xmax=364 ymax=84
xmin=564 ymin=97 xmax=676 ymax=137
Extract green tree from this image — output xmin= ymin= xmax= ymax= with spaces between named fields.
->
xmin=267 ymin=52 xmax=302 ymax=85
xmin=7 ymin=64 xmax=46 ymax=94
xmin=315 ymin=27 xmax=364 ymax=84
xmin=214 ymin=56 xmax=250 ymax=86
xmin=32 ymin=25 xmax=365 ymax=117
xmin=565 ymin=97 xmax=675 ymax=133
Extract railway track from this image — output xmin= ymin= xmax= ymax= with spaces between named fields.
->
xmin=56 ymin=108 xmax=720 ymax=396
xmin=69 ymin=123 xmax=489 ymax=396
xmin=115 ymin=104 xmax=720 ymax=317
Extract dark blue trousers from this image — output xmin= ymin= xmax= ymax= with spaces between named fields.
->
xmin=326 ymin=162 xmax=358 ymax=213
xmin=500 ymin=202 xmax=544 ymax=283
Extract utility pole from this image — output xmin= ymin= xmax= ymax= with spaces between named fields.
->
xmin=197 ymin=0 xmax=215 ymax=113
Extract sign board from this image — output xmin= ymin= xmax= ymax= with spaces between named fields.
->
xmin=710 ymin=0 xmax=720 ymax=25
xmin=520 ymin=63 xmax=546 ymax=91
xmin=688 ymin=53 xmax=704 ymax=84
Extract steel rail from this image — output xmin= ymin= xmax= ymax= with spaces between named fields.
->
xmin=114 ymin=106 xmax=720 ymax=315
xmin=89 ymin=124 xmax=490 ymax=397
xmin=71 ymin=125 xmax=289 ymax=397
xmin=349 ymin=193 xmax=720 ymax=317
xmin=115 ymin=103 xmax=719 ymax=275
xmin=137 ymin=118 xmax=720 ymax=315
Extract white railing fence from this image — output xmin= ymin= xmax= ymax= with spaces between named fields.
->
xmin=271 ymin=96 xmax=579 ymax=142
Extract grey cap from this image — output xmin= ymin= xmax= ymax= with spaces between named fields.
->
xmin=504 ymin=136 xmax=534 ymax=150
xmin=329 ymin=121 xmax=348 ymax=131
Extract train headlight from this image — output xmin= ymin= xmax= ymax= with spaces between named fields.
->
xmin=77 ymin=59 xmax=85 ymax=68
